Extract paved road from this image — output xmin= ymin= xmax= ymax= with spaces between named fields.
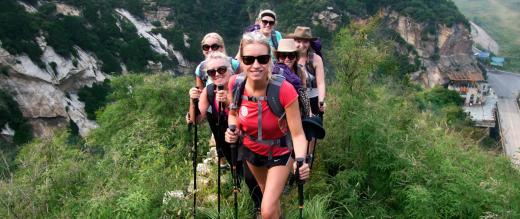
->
xmin=487 ymin=70 xmax=520 ymax=165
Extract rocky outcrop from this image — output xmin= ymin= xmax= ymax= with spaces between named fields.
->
xmin=115 ymin=9 xmax=189 ymax=73
xmin=312 ymin=7 xmax=341 ymax=31
xmin=384 ymin=11 xmax=483 ymax=87
xmin=143 ymin=5 xmax=175 ymax=29
xmin=0 ymin=38 xmax=106 ymax=138
xmin=1 ymin=5 xmax=189 ymax=139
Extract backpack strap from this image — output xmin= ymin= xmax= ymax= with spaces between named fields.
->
xmin=266 ymin=74 xmax=285 ymax=118
xmin=206 ymin=83 xmax=215 ymax=114
xmin=231 ymin=73 xmax=247 ymax=111
xmin=271 ymin=31 xmax=278 ymax=49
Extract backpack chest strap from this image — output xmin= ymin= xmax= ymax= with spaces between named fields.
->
xmin=242 ymin=95 xmax=267 ymax=142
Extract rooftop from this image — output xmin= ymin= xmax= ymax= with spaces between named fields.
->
xmin=448 ymin=72 xmax=485 ymax=82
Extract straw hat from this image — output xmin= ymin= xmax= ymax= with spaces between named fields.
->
xmin=257 ymin=9 xmax=276 ymax=20
xmin=276 ymin=39 xmax=297 ymax=53
xmin=287 ymin=26 xmax=317 ymax=40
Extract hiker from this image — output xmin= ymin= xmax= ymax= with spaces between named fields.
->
xmin=195 ymin=32 xmax=240 ymax=88
xmin=187 ymin=51 xmax=263 ymax=216
xmin=288 ymin=27 xmax=326 ymax=165
xmin=193 ymin=32 xmax=239 ymax=169
xmin=274 ymin=38 xmax=311 ymax=119
xmin=225 ymin=32 xmax=310 ymax=219
xmin=287 ymin=26 xmax=326 ymax=118
xmin=238 ymin=9 xmax=282 ymax=62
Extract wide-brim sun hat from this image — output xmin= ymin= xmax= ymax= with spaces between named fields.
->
xmin=258 ymin=9 xmax=276 ymax=21
xmin=276 ymin=39 xmax=297 ymax=53
xmin=287 ymin=26 xmax=317 ymax=40
xmin=302 ymin=116 xmax=325 ymax=140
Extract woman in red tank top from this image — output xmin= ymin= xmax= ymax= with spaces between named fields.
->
xmin=225 ymin=32 xmax=310 ymax=219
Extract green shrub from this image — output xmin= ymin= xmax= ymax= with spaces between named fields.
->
xmin=78 ymin=79 xmax=112 ymax=120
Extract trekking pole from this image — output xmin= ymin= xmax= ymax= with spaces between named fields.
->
xmin=295 ymin=157 xmax=305 ymax=219
xmin=192 ymin=92 xmax=200 ymax=218
xmin=229 ymin=124 xmax=239 ymax=219
xmin=217 ymin=84 xmax=224 ymax=218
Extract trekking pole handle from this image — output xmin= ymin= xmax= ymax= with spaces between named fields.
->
xmin=228 ymin=125 xmax=238 ymax=145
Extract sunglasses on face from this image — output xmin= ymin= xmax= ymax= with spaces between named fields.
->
xmin=261 ymin=20 xmax=275 ymax=26
xmin=202 ymin=44 xmax=221 ymax=51
xmin=241 ymin=55 xmax=271 ymax=65
xmin=206 ymin=66 xmax=228 ymax=77
xmin=278 ymin=52 xmax=296 ymax=61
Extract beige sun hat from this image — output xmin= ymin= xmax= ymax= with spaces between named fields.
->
xmin=276 ymin=39 xmax=297 ymax=53
xmin=287 ymin=26 xmax=317 ymax=40
xmin=257 ymin=9 xmax=277 ymax=20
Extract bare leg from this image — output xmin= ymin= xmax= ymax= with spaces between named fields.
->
xmin=246 ymin=161 xmax=291 ymax=219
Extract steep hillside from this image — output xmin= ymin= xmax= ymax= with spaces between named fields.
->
xmin=1 ymin=1 xmax=520 ymax=218
xmin=453 ymin=0 xmax=520 ymax=71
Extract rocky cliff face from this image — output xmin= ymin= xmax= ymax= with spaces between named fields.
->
xmin=384 ymin=11 xmax=483 ymax=87
xmin=0 ymin=2 xmax=187 ymax=138
xmin=0 ymin=41 xmax=105 ymax=137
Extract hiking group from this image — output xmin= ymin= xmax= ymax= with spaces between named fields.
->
xmin=187 ymin=9 xmax=326 ymax=219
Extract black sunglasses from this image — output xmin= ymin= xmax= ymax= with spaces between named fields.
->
xmin=202 ymin=44 xmax=221 ymax=51
xmin=261 ymin=20 xmax=275 ymax=26
xmin=278 ymin=52 xmax=296 ymax=60
xmin=241 ymin=55 xmax=271 ymax=65
xmin=206 ymin=66 xmax=228 ymax=77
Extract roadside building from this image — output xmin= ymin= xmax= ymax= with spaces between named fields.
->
xmin=447 ymin=72 xmax=486 ymax=106
xmin=475 ymin=51 xmax=490 ymax=61
xmin=491 ymin=56 xmax=505 ymax=67
xmin=448 ymin=71 xmax=497 ymax=127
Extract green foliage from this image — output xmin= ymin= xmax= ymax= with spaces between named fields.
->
xmin=0 ymin=131 xmax=93 ymax=217
xmin=0 ymin=89 xmax=32 ymax=145
xmin=0 ymin=0 xmax=42 ymax=63
xmin=157 ymin=0 xmax=250 ymax=59
xmin=78 ymin=80 xmax=112 ymax=120
xmin=0 ymin=74 xmax=211 ymax=218
xmin=315 ymin=25 xmax=520 ymax=218
xmin=0 ymin=89 xmax=32 ymax=178
xmin=415 ymin=86 xmax=468 ymax=125
xmin=373 ymin=0 xmax=468 ymax=27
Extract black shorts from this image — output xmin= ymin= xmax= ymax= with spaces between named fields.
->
xmin=241 ymin=146 xmax=291 ymax=168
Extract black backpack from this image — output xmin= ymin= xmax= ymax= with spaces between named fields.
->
xmin=206 ymin=84 xmax=228 ymax=148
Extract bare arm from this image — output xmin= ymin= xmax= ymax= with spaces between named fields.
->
xmin=188 ymin=87 xmax=208 ymax=123
xmin=286 ymin=99 xmax=311 ymax=179
xmin=285 ymin=99 xmax=307 ymax=159
xmin=314 ymin=54 xmax=326 ymax=104
xmin=197 ymin=88 xmax=209 ymax=122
